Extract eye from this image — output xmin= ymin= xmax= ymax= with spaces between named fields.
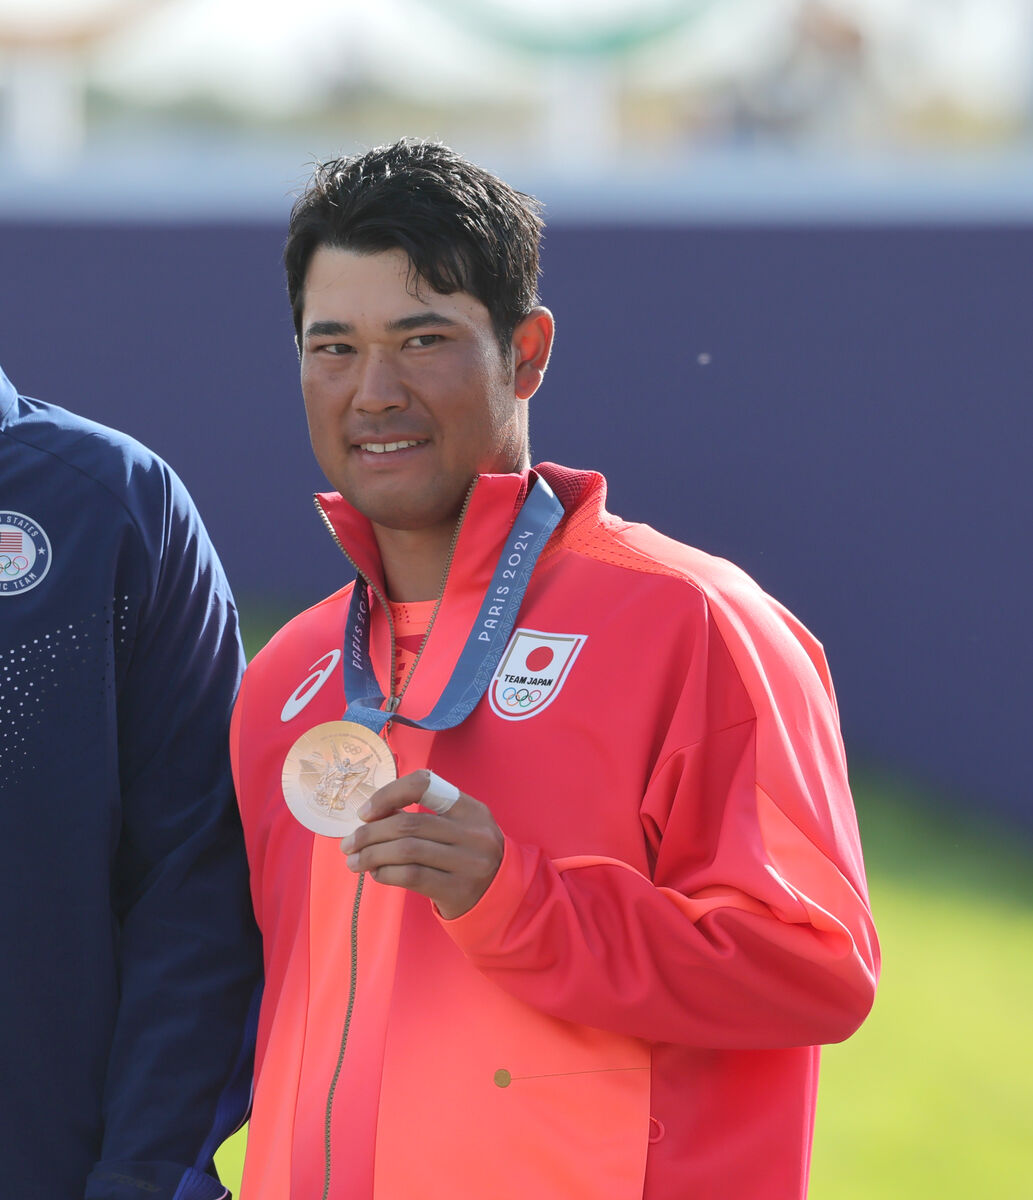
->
xmin=321 ymin=342 xmax=355 ymax=355
xmin=406 ymin=334 xmax=443 ymax=349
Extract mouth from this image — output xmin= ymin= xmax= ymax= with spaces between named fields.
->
xmin=356 ymin=439 xmax=428 ymax=454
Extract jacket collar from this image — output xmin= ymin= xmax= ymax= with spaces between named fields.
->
xmin=316 ymin=470 xmax=530 ymax=602
xmin=313 ymin=463 xmax=607 ymax=720
xmin=313 ymin=462 xmax=607 ymax=600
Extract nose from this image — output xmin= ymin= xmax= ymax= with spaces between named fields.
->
xmin=353 ymin=348 xmax=409 ymax=414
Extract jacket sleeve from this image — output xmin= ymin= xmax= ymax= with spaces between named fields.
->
xmin=442 ymin=578 xmax=880 ymax=1051
xmin=85 ymin=460 xmax=263 ymax=1200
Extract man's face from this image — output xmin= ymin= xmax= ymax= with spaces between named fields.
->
xmin=299 ymin=245 xmax=527 ymax=536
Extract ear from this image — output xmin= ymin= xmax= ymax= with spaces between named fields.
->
xmin=511 ymin=307 xmax=555 ymax=401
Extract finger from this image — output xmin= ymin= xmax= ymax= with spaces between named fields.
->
xmin=348 ymin=825 xmax=502 ymax=920
xmin=346 ymin=829 xmax=462 ymax=879
xmin=357 ymin=771 xmax=432 ymax=823
xmin=341 ymin=802 xmax=496 ymax=868
xmin=358 ymin=769 xmax=465 ymax=825
xmin=343 ymin=807 xmax=455 ymax=855
xmin=345 ymin=833 xmax=495 ymax=917
xmin=363 ymin=863 xmax=453 ymax=902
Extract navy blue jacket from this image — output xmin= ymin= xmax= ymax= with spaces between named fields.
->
xmin=0 ymin=367 xmax=261 ymax=1199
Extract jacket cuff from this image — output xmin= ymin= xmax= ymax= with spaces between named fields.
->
xmin=85 ymin=1161 xmax=228 ymax=1200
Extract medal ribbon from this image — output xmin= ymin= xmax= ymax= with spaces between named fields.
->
xmin=341 ymin=477 xmax=563 ymax=735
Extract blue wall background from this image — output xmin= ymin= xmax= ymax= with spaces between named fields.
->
xmin=1 ymin=220 xmax=1029 ymax=829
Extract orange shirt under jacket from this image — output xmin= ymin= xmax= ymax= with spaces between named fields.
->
xmin=230 ymin=464 xmax=880 ymax=1200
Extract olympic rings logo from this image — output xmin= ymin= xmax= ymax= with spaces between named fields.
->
xmin=502 ymin=686 xmax=542 ymax=708
xmin=0 ymin=554 xmax=30 ymax=576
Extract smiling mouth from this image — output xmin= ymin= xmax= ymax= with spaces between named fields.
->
xmin=358 ymin=440 xmax=427 ymax=454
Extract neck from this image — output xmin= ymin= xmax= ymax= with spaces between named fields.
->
xmin=373 ymin=522 xmax=458 ymax=602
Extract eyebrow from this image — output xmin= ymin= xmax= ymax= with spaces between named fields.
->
xmin=304 ymin=313 xmax=461 ymax=340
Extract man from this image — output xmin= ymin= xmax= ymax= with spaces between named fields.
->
xmin=0 ymin=365 xmax=262 ymax=1199
xmin=231 ymin=139 xmax=879 ymax=1199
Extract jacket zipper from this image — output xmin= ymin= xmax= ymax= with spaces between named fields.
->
xmin=314 ymin=482 xmax=477 ymax=1197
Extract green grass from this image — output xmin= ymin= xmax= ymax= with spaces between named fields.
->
xmin=810 ymin=776 xmax=1033 ymax=1198
xmin=223 ymin=610 xmax=1033 ymax=1196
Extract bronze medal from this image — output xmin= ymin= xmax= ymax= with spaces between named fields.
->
xmin=281 ymin=720 xmax=396 ymax=838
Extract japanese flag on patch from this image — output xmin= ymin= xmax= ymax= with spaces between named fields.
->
xmin=488 ymin=628 xmax=587 ymax=722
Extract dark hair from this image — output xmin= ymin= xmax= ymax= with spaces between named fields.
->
xmin=285 ymin=139 xmax=544 ymax=353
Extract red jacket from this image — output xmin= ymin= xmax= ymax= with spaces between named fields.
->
xmin=231 ymin=464 xmax=879 ymax=1199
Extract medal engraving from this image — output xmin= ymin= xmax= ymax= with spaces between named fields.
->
xmin=282 ymin=721 xmax=396 ymax=837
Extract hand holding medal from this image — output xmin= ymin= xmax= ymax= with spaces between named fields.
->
xmin=283 ymin=729 xmax=495 ymax=917
xmin=339 ymin=769 xmax=504 ymax=921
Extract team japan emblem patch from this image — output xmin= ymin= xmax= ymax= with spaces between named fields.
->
xmin=489 ymin=628 xmax=586 ymax=721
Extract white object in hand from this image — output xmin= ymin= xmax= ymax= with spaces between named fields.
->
xmin=422 ymin=771 xmax=460 ymax=814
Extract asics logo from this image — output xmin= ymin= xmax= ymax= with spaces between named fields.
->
xmin=280 ymin=650 xmax=341 ymax=722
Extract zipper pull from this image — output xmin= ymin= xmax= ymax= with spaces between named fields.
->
xmin=385 ymin=695 xmax=401 ymax=713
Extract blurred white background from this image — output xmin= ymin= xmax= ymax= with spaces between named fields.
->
xmin=2 ymin=0 xmax=1033 ymax=218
